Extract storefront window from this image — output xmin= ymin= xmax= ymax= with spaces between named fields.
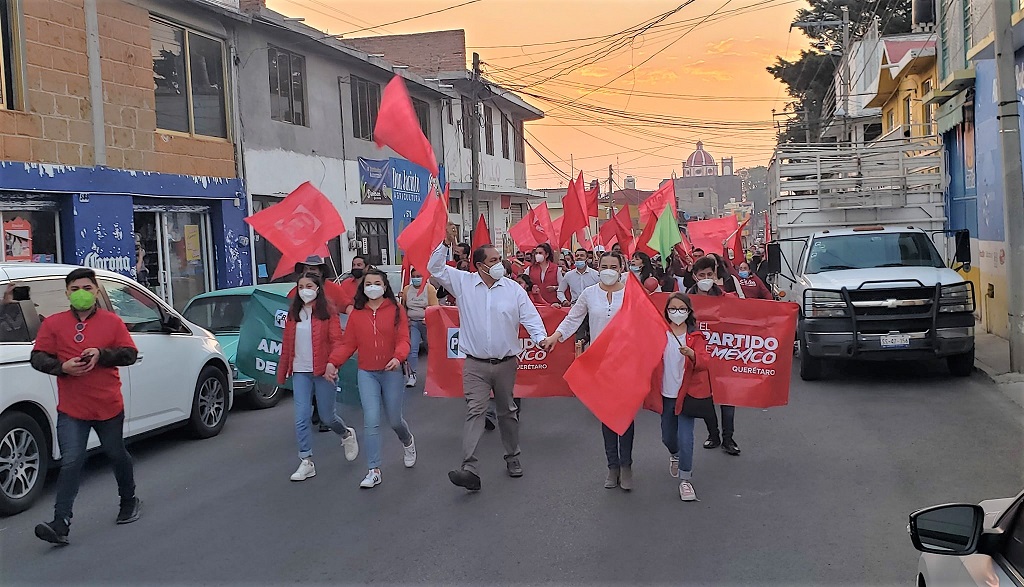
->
xmin=0 ymin=210 xmax=60 ymax=263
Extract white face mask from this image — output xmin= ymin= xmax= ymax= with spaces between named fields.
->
xmin=298 ymin=288 xmax=318 ymax=303
xmin=697 ymin=278 xmax=715 ymax=292
xmin=668 ymin=309 xmax=689 ymax=325
xmin=488 ymin=263 xmax=506 ymax=280
xmin=599 ymin=269 xmax=620 ymax=286
xmin=364 ymin=284 xmax=385 ymax=300
xmin=535 ymin=253 xmax=545 ymax=263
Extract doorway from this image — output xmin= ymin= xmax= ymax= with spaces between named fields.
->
xmin=133 ymin=209 xmax=214 ymax=310
xmin=354 ymin=218 xmax=390 ymax=266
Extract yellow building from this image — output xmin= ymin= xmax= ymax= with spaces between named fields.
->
xmin=867 ymin=34 xmax=938 ymax=140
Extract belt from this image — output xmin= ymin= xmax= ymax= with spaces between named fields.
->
xmin=465 ymin=354 xmax=515 ymax=364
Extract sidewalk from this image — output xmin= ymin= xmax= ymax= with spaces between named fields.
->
xmin=974 ymin=332 xmax=1024 ymax=410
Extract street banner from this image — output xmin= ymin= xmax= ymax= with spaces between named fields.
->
xmin=237 ymin=289 xmax=360 ymax=404
xmin=423 ymin=305 xmax=576 ymax=398
xmin=359 ymin=157 xmax=391 ymax=205
xmin=650 ymin=293 xmax=798 ymax=408
xmin=389 ymin=157 xmax=432 ymax=264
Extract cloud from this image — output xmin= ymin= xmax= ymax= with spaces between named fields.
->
xmin=633 ymin=68 xmax=679 ymax=83
xmin=682 ymin=60 xmax=733 ymax=81
xmin=706 ymin=39 xmax=737 ymax=55
xmin=579 ymin=66 xmax=612 ymax=78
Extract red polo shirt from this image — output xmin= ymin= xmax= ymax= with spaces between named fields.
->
xmin=33 ymin=308 xmax=136 ymax=421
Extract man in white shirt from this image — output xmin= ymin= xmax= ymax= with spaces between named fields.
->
xmin=557 ymin=248 xmax=601 ymax=306
xmin=428 ymin=227 xmax=551 ymax=491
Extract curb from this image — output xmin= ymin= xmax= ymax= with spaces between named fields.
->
xmin=975 ymin=360 xmax=1024 ymax=411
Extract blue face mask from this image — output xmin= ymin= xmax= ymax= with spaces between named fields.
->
xmin=738 ymin=271 xmax=750 ymax=279
xmin=411 ymin=277 xmax=423 ymax=287
xmin=574 ymin=260 xmax=586 ymax=270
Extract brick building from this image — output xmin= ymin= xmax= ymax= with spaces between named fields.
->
xmin=0 ymin=0 xmax=251 ymax=307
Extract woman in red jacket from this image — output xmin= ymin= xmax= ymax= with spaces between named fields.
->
xmin=647 ymin=292 xmax=713 ymax=502
xmin=331 ymin=269 xmax=415 ymax=489
xmin=278 ymin=273 xmax=359 ymax=482
xmin=528 ymin=242 xmax=562 ymax=306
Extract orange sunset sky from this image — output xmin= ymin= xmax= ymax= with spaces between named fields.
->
xmin=267 ymin=0 xmax=808 ymax=191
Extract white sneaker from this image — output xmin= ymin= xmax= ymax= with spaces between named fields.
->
xmin=341 ymin=427 xmax=359 ymax=461
xmin=679 ymin=480 xmax=697 ymax=501
xmin=405 ymin=373 xmax=416 ymax=388
xmin=669 ymin=456 xmax=679 ymax=478
xmin=360 ymin=469 xmax=382 ymax=488
xmin=403 ymin=436 xmax=417 ymax=468
xmin=290 ymin=458 xmax=316 ymax=482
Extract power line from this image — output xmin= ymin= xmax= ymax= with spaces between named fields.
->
xmin=338 ymin=0 xmax=485 ymax=36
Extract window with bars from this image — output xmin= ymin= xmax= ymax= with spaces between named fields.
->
xmin=962 ymin=0 xmax=972 ymax=50
xmin=484 ymin=106 xmax=494 ymax=155
xmin=0 ymin=0 xmax=21 ymax=111
xmin=501 ymin=113 xmax=510 ymax=159
xmin=514 ymin=118 xmax=525 ymax=162
xmin=413 ymin=97 xmax=430 ymax=140
xmin=461 ymin=100 xmax=472 ymax=149
xmin=350 ymin=75 xmax=380 ymax=141
xmin=268 ymin=46 xmax=306 ymax=126
xmin=448 ymin=197 xmax=462 ymax=214
xmin=939 ymin=2 xmax=950 ymax=78
xmin=151 ymin=18 xmax=228 ymax=138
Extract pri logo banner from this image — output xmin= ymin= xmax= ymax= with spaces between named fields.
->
xmin=446 ymin=328 xmax=465 ymax=359
xmin=274 ymin=309 xmax=288 ymax=329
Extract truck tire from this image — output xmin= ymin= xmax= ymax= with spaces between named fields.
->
xmin=799 ymin=337 xmax=825 ymax=381
xmin=947 ymin=348 xmax=975 ymax=377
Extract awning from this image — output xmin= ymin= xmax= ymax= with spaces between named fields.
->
xmin=936 ymin=90 xmax=968 ymax=135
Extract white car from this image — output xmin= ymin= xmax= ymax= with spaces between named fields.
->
xmin=0 ymin=263 xmax=232 ymax=516
xmin=909 ymin=489 xmax=1024 ymax=585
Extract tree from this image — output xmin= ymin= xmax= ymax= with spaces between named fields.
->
xmin=768 ymin=0 xmax=913 ymax=144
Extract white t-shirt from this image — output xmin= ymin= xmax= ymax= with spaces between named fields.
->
xmin=661 ymin=331 xmax=688 ymax=398
xmin=292 ymin=307 xmax=314 ymax=373
xmin=554 ymin=284 xmax=625 ymax=342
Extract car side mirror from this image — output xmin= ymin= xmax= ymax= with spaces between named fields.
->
xmin=909 ymin=503 xmax=984 ymax=556
xmin=764 ymin=243 xmax=782 ymax=275
xmin=163 ymin=314 xmax=185 ymax=333
xmin=954 ymin=230 xmax=971 ymax=268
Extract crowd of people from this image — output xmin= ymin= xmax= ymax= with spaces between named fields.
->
xmin=27 ymin=226 xmax=777 ymax=546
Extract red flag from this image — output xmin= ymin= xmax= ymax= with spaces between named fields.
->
xmin=396 ymin=185 xmax=448 ymax=293
xmin=509 ymin=205 xmax=547 ymax=251
xmin=639 ymin=181 xmax=676 ymax=227
xmin=574 ymin=227 xmax=594 ymax=250
xmin=559 ymin=173 xmax=588 ymax=249
xmin=245 ymin=182 xmax=346 ymax=266
xmin=272 ymin=242 xmax=330 ymax=280
xmin=686 ymin=216 xmax=739 ymax=256
xmin=598 ymin=218 xmax=619 ymax=247
xmin=726 ymin=217 xmax=751 ymax=262
xmin=563 ymin=274 xmax=669 ymax=435
xmin=535 ymin=202 xmax=558 ymax=245
xmin=374 ymin=76 xmax=439 ymax=176
xmin=633 ymin=210 xmax=659 ymax=257
xmin=471 ymin=214 xmax=491 ymax=252
xmin=612 ymin=206 xmax=634 ymax=248
xmin=584 ymin=183 xmax=600 ymax=218
xmin=551 ymin=216 xmax=565 ymax=249
xmin=401 ymin=255 xmax=412 ymax=288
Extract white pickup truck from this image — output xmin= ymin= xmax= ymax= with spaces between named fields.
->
xmin=765 ymin=226 xmax=976 ymax=380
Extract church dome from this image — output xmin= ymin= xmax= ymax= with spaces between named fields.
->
xmin=683 ymin=141 xmax=717 ymax=177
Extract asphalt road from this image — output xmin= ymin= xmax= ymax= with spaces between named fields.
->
xmin=1 ymin=358 xmax=1022 ymax=586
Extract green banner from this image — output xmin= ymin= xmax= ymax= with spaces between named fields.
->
xmin=237 ymin=289 xmax=359 ymax=405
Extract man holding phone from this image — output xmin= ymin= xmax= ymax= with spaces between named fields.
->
xmin=29 ymin=268 xmax=141 ymax=546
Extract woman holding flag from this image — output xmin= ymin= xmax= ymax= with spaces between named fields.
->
xmin=541 ymin=252 xmax=635 ymax=491
xmin=528 ymin=243 xmax=562 ymax=307
xmin=650 ymin=293 xmax=713 ymax=502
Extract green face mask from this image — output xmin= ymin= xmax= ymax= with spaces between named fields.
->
xmin=69 ymin=289 xmax=96 ymax=311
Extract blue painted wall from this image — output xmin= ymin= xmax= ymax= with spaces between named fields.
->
xmin=60 ymin=193 xmax=136 ymax=277
xmin=210 ymin=198 xmax=252 ymax=289
xmin=973 ymin=59 xmax=1006 ymax=242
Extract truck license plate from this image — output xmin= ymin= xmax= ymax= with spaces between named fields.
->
xmin=880 ymin=334 xmax=911 ymax=348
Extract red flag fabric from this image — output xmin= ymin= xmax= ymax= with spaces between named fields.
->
xmin=686 ymin=216 xmax=739 ymax=256
xmin=727 ymin=217 xmax=751 ymax=262
xmin=633 ymin=210 xmax=659 ymax=257
xmin=534 ymin=202 xmax=557 ymax=246
xmin=563 ymin=274 xmax=669 ymax=434
xmin=471 ymin=214 xmax=491 ymax=251
xmin=373 ymin=76 xmax=439 ymax=177
xmin=574 ymin=227 xmax=594 ymax=250
xmin=639 ymin=181 xmax=677 ymax=227
xmin=245 ymin=182 xmax=346 ymax=267
xmin=396 ymin=185 xmax=448 ymax=294
xmin=598 ymin=218 xmax=619 ymax=247
xmin=271 ymin=242 xmax=330 ymax=280
xmin=401 ymin=255 xmax=412 ymax=289
xmin=649 ymin=293 xmax=798 ymax=408
xmin=509 ymin=207 xmax=543 ymax=251
xmin=559 ymin=174 xmax=588 ymax=249
xmin=613 ymin=206 xmax=634 ymax=249
xmin=584 ymin=183 xmax=600 ymax=218
xmin=551 ymin=216 xmax=565 ymax=249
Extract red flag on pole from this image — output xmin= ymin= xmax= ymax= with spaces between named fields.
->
xmin=509 ymin=205 xmax=547 ymax=251
xmin=551 ymin=216 xmax=565 ymax=249
xmin=686 ymin=216 xmax=739 ymax=256
xmin=559 ymin=173 xmax=589 ymax=249
xmin=272 ymin=242 xmax=330 ymax=281
xmin=598 ymin=218 xmax=619 ymax=247
xmin=396 ymin=185 xmax=449 ymax=293
xmin=245 ymin=181 xmax=346 ymax=268
xmin=726 ymin=216 xmax=751 ymax=262
xmin=639 ymin=181 xmax=677 ymax=227
xmin=563 ymin=274 xmax=669 ymax=435
xmin=471 ymin=213 xmax=491 ymax=251
xmin=584 ymin=183 xmax=600 ymax=218
xmin=373 ymin=76 xmax=439 ymax=177
xmin=534 ymin=202 xmax=558 ymax=246
xmin=633 ymin=210 xmax=659 ymax=257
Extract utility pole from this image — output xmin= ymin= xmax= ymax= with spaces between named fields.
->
xmin=993 ymin=0 xmax=1024 ymax=371
xmin=470 ymin=52 xmax=481 ymax=241
xmin=841 ymin=6 xmax=850 ymax=144
xmin=803 ymin=106 xmax=812 ymax=144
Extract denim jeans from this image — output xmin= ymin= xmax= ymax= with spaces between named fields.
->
xmin=703 ymin=404 xmax=736 ymax=440
xmin=357 ymin=369 xmax=413 ymax=469
xmin=407 ymin=319 xmax=428 ymax=375
xmin=54 ymin=411 xmax=135 ymax=522
xmin=601 ymin=422 xmax=634 ymax=468
xmin=293 ymin=372 xmax=350 ymax=460
xmin=660 ymin=396 xmax=696 ymax=480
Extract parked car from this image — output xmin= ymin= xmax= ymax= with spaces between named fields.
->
xmin=0 ymin=263 xmax=232 ymax=516
xmin=909 ymin=488 xmax=1024 ymax=585
xmin=183 ymin=284 xmax=294 ymax=409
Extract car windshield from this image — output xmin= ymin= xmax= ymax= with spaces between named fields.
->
xmin=183 ymin=296 xmax=247 ymax=333
xmin=805 ymin=232 xmax=945 ymax=274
